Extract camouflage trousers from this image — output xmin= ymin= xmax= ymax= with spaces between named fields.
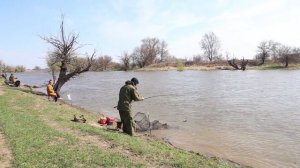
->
xmin=118 ymin=110 xmax=135 ymax=136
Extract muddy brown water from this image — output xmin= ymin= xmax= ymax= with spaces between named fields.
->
xmin=17 ymin=70 xmax=300 ymax=168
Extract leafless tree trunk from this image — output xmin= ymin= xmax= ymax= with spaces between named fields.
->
xmin=227 ymin=58 xmax=248 ymax=71
xmin=200 ymin=32 xmax=221 ymax=62
xmin=285 ymin=56 xmax=289 ymax=67
xmin=192 ymin=54 xmax=203 ymax=65
xmin=159 ymin=40 xmax=169 ymax=62
xmin=120 ymin=52 xmax=131 ymax=71
xmin=93 ymin=55 xmax=112 ymax=71
xmin=41 ymin=16 xmax=95 ymax=93
xmin=240 ymin=58 xmax=248 ymax=70
xmin=277 ymin=45 xmax=291 ymax=68
xmin=0 ymin=60 xmax=5 ymax=74
xmin=281 ymin=53 xmax=300 ymax=68
xmin=101 ymin=55 xmax=112 ymax=70
xmin=227 ymin=59 xmax=239 ymax=70
xmin=256 ymin=40 xmax=276 ymax=65
xmin=0 ymin=60 xmax=7 ymax=79
xmin=131 ymin=47 xmax=145 ymax=68
xmin=131 ymin=37 xmax=162 ymax=68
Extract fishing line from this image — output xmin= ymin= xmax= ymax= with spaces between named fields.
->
xmin=113 ymin=93 xmax=178 ymax=108
xmin=143 ymin=93 xmax=178 ymax=100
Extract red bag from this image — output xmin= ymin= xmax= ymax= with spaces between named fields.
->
xmin=106 ymin=117 xmax=114 ymax=125
xmin=106 ymin=117 xmax=114 ymax=123
xmin=98 ymin=117 xmax=107 ymax=125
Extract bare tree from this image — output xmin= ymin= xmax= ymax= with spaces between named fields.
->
xmin=120 ymin=52 xmax=131 ymax=71
xmin=276 ymin=45 xmax=291 ymax=67
xmin=14 ymin=65 xmax=26 ymax=72
xmin=33 ymin=66 xmax=42 ymax=71
xmin=101 ymin=55 xmax=112 ymax=71
xmin=41 ymin=16 xmax=95 ymax=93
xmin=269 ymin=41 xmax=280 ymax=61
xmin=131 ymin=47 xmax=144 ymax=68
xmin=132 ymin=37 xmax=161 ymax=68
xmin=226 ymin=53 xmax=248 ymax=70
xmin=200 ymin=32 xmax=221 ymax=62
xmin=46 ymin=54 xmax=60 ymax=83
xmin=227 ymin=58 xmax=248 ymax=70
xmin=158 ymin=40 xmax=169 ymax=62
xmin=256 ymin=40 xmax=275 ymax=65
xmin=93 ymin=55 xmax=112 ymax=71
xmin=0 ymin=60 xmax=7 ymax=79
xmin=192 ymin=54 xmax=203 ymax=65
xmin=0 ymin=60 xmax=5 ymax=73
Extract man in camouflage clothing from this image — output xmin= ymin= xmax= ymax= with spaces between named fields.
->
xmin=117 ymin=77 xmax=144 ymax=136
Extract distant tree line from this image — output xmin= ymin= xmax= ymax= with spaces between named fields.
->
xmin=0 ymin=60 xmax=26 ymax=74
xmin=60 ymin=33 xmax=300 ymax=72
xmin=3 ymin=30 xmax=300 ymax=76
xmin=119 ymin=37 xmax=173 ymax=71
xmin=255 ymin=40 xmax=300 ymax=67
xmin=5 ymin=16 xmax=300 ymax=75
xmin=66 ymin=37 xmax=175 ymax=72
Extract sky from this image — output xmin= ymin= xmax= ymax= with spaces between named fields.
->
xmin=0 ymin=0 xmax=300 ymax=69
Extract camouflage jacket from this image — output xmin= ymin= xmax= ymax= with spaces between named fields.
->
xmin=117 ymin=81 xmax=143 ymax=111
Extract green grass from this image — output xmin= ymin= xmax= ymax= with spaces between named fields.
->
xmin=0 ymin=80 xmax=240 ymax=167
xmin=249 ymin=63 xmax=300 ymax=70
xmin=0 ymin=87 xmax=142 ymax=167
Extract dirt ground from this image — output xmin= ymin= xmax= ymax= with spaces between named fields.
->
xmin=0 ymin=131 xmax=13 ymax=168
xmin=0 ymin=87 xmax=13 ymax=168
xmin=0 ymin=87 xmax=3 ymax=96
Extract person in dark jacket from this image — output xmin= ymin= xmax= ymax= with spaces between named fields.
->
xmin=117 ymin=77 xmax=144 ymax=136
xmin=9 ymin=73 xmax=17 ymax=84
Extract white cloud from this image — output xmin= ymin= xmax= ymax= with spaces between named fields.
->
xmin=93 ymin=0 xmax=207 ymax=58
xmin=213 ymin=0 xmax=283 ymax=21
xmin=52 ymin=0 xmax=300 ymax=61
xmin=206 ymin=0 xmax=300 ymax=58
xmin=0 ymin=49 xmax=47 ymax=69
xmin=169 ymin=31 xmax=203 ymax=58
xmin=2 ymin=0 xmax=300 ymax=68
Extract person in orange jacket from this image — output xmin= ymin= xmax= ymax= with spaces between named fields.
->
xmin=47 ymin=79 xmax=60 ymax=102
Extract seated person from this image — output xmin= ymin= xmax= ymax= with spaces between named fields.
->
xmin=47 ymin=80 xmax=61 ymax=102
xmin=9 ymin=73 xmax=17 ymax=84
xmin=14 ymin=80 xmax=21 ymax=87
xmin=1 ymin=73 xmax=7 ymax=79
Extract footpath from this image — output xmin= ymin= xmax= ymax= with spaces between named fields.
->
xmin=0 ymin=86 xmax=13 ymax=168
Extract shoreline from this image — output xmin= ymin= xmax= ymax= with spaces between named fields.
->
xmin=134 ymin=64 xmax=300 ymax=71
xmin=0 ymin=81 xmax=243 ymax=167
xmin=34 ymin=86 xmax=247 ymax=167
xmin=22 ymin=63 xmax=300 ymax=73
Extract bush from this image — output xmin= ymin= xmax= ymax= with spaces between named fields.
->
xmin=176 ymin=61 xmax=185 ymax=71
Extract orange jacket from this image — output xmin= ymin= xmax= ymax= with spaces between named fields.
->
xmin=47 ymin=84 xmax=56 ymax=96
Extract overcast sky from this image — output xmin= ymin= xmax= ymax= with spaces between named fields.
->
xmin=0 ymin=0 xmax=300 ymax=69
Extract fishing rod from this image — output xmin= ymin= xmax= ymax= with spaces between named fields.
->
xmin=143 ymin=94 xmax=176 ymax=100
xmin=113 ymin=93 xmax=176 ymax=108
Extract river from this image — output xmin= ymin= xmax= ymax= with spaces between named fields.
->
xmin=16 ymin=70 xmax=300 ymax=168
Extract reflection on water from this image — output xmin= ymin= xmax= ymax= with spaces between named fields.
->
xmin=17 ymin=70 xmax=300 ymax=168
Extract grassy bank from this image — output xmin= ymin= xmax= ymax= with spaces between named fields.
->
xmin=0 ymin=81 xmax=240 ymax=167
xmin=248 ymin=63 xmax=300 ymax=70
